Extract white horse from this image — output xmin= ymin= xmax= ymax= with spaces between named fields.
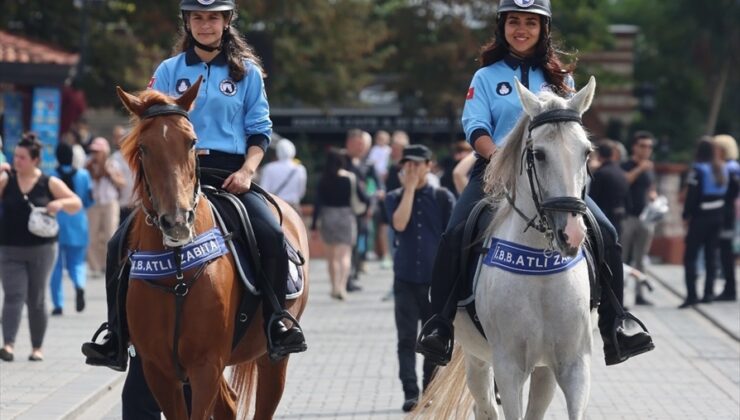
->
xmin=413 ymin=77 xmax=597 ymax=420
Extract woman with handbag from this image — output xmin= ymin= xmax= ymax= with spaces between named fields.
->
xmin=0 ymin=133 xmax=82 ymax=362
xmin=311 ymin=148 xmax=368 ymax=300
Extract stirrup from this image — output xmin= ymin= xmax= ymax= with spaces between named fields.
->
xmin=266 ymin=311 xmax=307 ymax=362
xmin=607 ymin=312 xmax=653 ymax=364
xmin=416 ymin=315 xmax=454 ymax=366
xmin=90 ymin=322 xmax=111 ymax=342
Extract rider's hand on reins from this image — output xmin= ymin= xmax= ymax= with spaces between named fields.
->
xmin=222 ymin=167 xmax=254 ymax=195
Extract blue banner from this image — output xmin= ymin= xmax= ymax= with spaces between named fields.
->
xmin=2 ymin=92 xmax=24 ymax=163
xmin=129 ymin=228 xmax=231 ymax=280
xmin=483 ymin=237 xmax=585 ymax=275
xmin=30 ymin=87 xmax=62 ymax=174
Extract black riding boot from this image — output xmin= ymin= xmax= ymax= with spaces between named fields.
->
xmin=81 ymin=226 xmax=130 ymax=371
xmin=416 ymin=223 xmax=466 ymax=366
xmin=595 ymin=223 xmax=655 ymax=366
xmin=262 ymin=255 xmax=306 ymax=362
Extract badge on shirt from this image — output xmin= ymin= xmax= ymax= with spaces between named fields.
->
xmin=219 ymin=79 xmax=237 ymax=96
xmin=176 ymin=78 xmax=191 ymax=94
xmin=496 ymin=82 xmax=512 ymax=96
xmin=466 ymin=87 xmax=475 ymax=100
xmin=514 ymin=0 xmax=535 ymax=7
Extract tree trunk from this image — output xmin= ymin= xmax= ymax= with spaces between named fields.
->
xmin=706 ymin=59 xmax=729 ymax=135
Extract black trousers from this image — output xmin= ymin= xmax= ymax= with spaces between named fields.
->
xmin=719 ymin=235 xmax=736 ymax=296
xmin=394 ymin=279 xmax=436 ymax=398
xmin=683 ymin=216 xmax=722 ymax=301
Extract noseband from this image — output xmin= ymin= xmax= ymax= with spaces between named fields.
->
xmin=138 ymin=104 xmax=201 ymax=233
xmin=506 ymin=108 xmax=587 ymax=247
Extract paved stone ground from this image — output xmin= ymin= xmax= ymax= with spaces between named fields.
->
xmin=1 ymin=261 xmax=738 ymax=419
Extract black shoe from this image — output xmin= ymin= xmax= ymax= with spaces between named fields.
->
xmin=700 ymin=295 xmax=714 ymax=304
xmin=51 ymin=307 xmax=63 ymax=316
xmin=346 ymin=281 xmax=362 ymax=292
xmin=402 ymin=396 xmax=418 ymax=412
xmin=0 ymin=348 xmax=13 ymax=362
xmin=76 ymin=288 xmax=86 ymax=312
xmin=81 ymin=323 xmax=127 ymax=371
xmin=678 ymin=298 xmax=698 ymax=309
xmin=266 ymin=319 xmax=307 ymax=362
xmin=417 ymin=318 xmax=454 ymax=366
xmin=604 ymin=328 xmax=655 ymax=366
xmin=634 ymin=295 xmax=653 ymax=306
xmin=714 ymin=291 xmax=737 ymax=302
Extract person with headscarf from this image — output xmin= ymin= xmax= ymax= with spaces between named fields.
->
xmin=259 ymin=138 xmax=307 ymax=214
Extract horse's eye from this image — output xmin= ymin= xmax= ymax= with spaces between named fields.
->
xmin=190 ymin=138 xmax=197 ymax=150
xmin=139 ymin=145 xmax=147 ymax=156
xmin=533 ymin=150 xmax=546 ymax=162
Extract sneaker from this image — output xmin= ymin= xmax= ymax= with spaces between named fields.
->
xmin=51 ymin=307 xmax=63 ymax=316
xmin=714 ymin=291 xmax=737 ymax=302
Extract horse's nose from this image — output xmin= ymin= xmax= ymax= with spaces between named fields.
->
xmin=558 ymin=229 xmax=569 ymax=245
xmin=159 ymin=214 xmax=174 ymax=230
xmin=186 ymin=210 xmax=195 ymax=225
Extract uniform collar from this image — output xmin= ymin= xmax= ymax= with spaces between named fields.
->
xmin=185 ymin=47 xmax=228 ymax=67
xmin=503 ymin=53 xmax=542 ymax=70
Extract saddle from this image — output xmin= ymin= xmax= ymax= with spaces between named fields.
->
xmin=456 ymin=200 xmax=602 ymax=338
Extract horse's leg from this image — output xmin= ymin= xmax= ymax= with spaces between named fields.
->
xmin=554 ymin=359 xmax=591 ymax=420
xmin=464 ymin=352 xmax=498 ymax=420
xmin=188 ymin=362 xmax=228 ymax=420
xmin=253 ymin=354 xmax=288 ymax=420
xmin=212 ymin=376 xmax=238 ymax=420
xmin=141 ymin=360 xmax=188 ymax=420
xmin=491 ymin=353 xmax=527 ymax=420
xmin=524 ymin=367 xmax=556 ymax=420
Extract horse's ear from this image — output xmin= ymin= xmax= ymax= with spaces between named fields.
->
xmin=569 ymin=76 xmax=596 ymax=116
xmin=116 ymin=86 xmax=145 ymax=116
xmin=514 ymin=78 xmax=541 ymax=117
xmin=176 ymin=76 xmax=202 ymax=111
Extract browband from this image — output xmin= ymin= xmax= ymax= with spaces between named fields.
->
xmin=140 ymin=104 xmax=190 ymax=120
xmin=528 ymin=108 xmax=582 ymax=132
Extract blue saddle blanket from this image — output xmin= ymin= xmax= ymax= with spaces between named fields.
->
xmin=130 ymin=228 xmax=229 ymax=279
xmin=482 ymin=237 xmax=585 ymax=275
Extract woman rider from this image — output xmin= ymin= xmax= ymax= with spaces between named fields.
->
xmin=82 ymin=0 xmax=306 ymax=373
xmin=416 ymin=0 xmax=654 ymax=367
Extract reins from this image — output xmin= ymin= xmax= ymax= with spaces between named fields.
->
xmin=505 ymin=107 xmax=588 ymax=248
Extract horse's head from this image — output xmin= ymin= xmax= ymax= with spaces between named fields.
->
xmin=485 ymin=77 xmax=596 ymax=256
xmin=116 ymin=77 xmax=203 ymax=247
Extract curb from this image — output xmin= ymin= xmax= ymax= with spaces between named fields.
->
xmin=646 ymin=268 xmax=740 ymax=342
xmin=60 ymin=373 xmax=126 ymax=420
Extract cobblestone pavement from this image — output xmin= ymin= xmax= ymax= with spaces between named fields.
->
xmin=1 ymin=261 xmax=738 ymax=419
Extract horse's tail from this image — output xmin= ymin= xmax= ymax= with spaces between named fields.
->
xmin=407 ymin=344 xmax=473 ymax=420
xmin=230 ymin=360 xmax=258 ymax=417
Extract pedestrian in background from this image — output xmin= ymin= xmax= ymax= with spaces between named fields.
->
xmin=679 ymin=138 xmax=729 ymax=308
xmin=621 ymin=131 xmax=657 ymax=305
xmin=311 ymin=148 xmax=366 ymax=300
xmin=50 ymin=143 xmax=94 ymax=315
xmin=344 ymin=129 xmax=375 ymax=291
xmin=109 ymin=125 xmax=136 ymax=222
xmin=85 ymin=137 xmax=124 ymax=276
xmin=367 ymin=130 xmax=392 ymax=188
xmin=259 ymin=138 xmax=307 ymax=214
xmin=712 ymin=134 xmax=739 ymax=302
xmin=439 ymin=140 xmax=473 ymax=198
xmin=385 ymin=144 xmax=454 ymax=412
xmin=589 ymin=139 xmax=629 ymax=235
xmin=0 ymin=134 xmax=82 ymax=362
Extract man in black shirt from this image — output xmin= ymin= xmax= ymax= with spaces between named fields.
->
xmin=589 ymin=140 xmax=629 ymax=235
xmin=621 ymin=131 xmax=657 ymax=306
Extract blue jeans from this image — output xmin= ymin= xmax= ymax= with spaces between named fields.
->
xmin=50 ymin=244 xmax=87 ymax=309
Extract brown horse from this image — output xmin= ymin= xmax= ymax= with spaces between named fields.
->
xmin=116 ymin=78 xmax=309 ymax=420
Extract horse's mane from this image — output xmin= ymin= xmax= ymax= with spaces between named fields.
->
xmin=482 ymin=91 xmax=569 ymax=203
xmin=119 ymin=90 xmax=180 ymax=204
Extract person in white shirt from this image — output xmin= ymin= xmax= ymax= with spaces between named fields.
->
xmin=259 ymin=138 xmax=307 ymax=214
xmin=367 ymin=130 xmax=392 ymax=186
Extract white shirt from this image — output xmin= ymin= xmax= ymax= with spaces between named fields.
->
xmin=367 ymin=144 xmax=391 ymax=178
xmin=90 ymin=158 xmax=122 ymax=205
xmin=111 ymin=151 xmax=135 ymax=207
xmin=259 ymin=159 xmax=307 ymax=205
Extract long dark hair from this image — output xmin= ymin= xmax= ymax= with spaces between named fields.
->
xmin=320 ymin=148 xmax=348 ymax=184
xmin=695 ymin=137 xmax=726 ymax=187
xmin=174 ymin=11 xmax=264 ymax=82
xmin=479 ymin=13 xmax=574 ymax=95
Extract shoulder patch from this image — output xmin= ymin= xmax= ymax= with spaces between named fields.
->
xmin=219 ymin=79 xmax=237 ymax=96
xmin=147 ymin=77 xmax=156 ymax=89
xmin=466 ymin=87 xmax=475 ymax=100
xmin=176 ymin=78 xmax=191 ymax=94
xmin=496 ymin=82 xmax=512 ymax=96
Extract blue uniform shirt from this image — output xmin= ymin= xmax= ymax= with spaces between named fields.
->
xmin=683 ymin=162 xmax=729 ymax=220
xmin=385 ymin=185 xmax=455 ymax=284
xmin=462 ymin=56 xmax=573 ymax=146
xmin=51 ymin=166 xmax=94 ymax=247
xmin=151 ymin=48 xmax=272 ymax=154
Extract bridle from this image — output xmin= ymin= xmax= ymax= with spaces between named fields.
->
xmin=505 ymin=108 xmax=588 ymax=248
xmin=137 ymin=103 xmax=201 ymax=234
